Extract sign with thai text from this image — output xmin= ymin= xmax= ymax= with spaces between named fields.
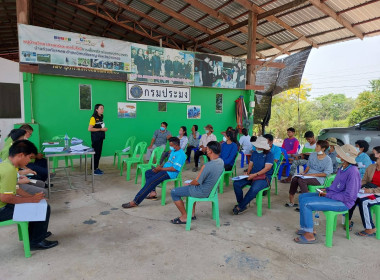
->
xmin=127 ymin=83 xmax=190 ymax=103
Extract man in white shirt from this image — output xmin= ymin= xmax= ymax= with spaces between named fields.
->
xmin=192 ymin=124 xmax=216 ymax=172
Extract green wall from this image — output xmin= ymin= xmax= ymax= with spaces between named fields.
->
xmin=23 ymin=73 xmax=249 ymax=156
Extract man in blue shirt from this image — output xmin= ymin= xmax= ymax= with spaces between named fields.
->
xmin=122 ymin=137 xmax=186 ymax=208
xmin=263 ymin=134 xmax=281 ymax=162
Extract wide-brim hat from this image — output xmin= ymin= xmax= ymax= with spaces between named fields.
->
xmin=326 ymin=137 xmax=338 ymax=146
xmin=335 ymin=144 xmax=358 ymax=165
xmin=253 ymin=136 xmax=270 ymax=150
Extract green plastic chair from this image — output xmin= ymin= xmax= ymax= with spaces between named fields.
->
xmin=274 ymin=154 xmax=284 ymax=195
xmin=219 ymin=153 xmax=239 ymax=194
xmin=135 ymin=146 xmax=165 ymax=188
xmin=113 ymin=136 xmax=136 ymax=169
xmin=0 ymin=220 xmax=31 ymax=258
xmin=370 ymin=205 xmax=380 ymax=240
xmin=120 ymin=141 xmax=147 ymax=180
xmin=185 ymin=173 xmax=224 ymax=231
xmin=51 ymin=135 xmax=73 ymax=172
xmin=308 ymin=174 xmax=336 ymax=193
xmin=323 ymin=210 xmax=350 ymax=247
xmin=158 ymin=162 xmax=186 ymax=206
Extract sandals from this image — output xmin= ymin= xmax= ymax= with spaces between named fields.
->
xmin=294 ymin=235 xmax=317 ymax=244
xmin=355 ymin=230 xmax=376 ymax=237
xmin=146 ymin=195 xmax=158 ymax=200
xmin=285 ymin=202 xmax=298 ymax=207
xmin=232 ymin=205 xmax=248 ymax=215
xmin=171 ymin=217 xmax=186 ymax=224
xmin=295 ymin=229 xmax=317 ymax=236
xmin=344 ymin=221 xmax=354 ymax=231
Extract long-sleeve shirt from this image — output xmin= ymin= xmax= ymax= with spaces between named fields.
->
xmin=282 ymin=137 xmax=299 ymax=154
xmin=355 ymin=152 xmax=373 ymax=179
xmin=326 ymin=165 xmax=361 ymax=209
xmin=199 ymin=133 xmax=217 ymax=150
xmin=220 ymin=142 xmax=238 ymax=166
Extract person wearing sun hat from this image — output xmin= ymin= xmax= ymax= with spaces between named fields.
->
xmin=294 ymin=144 xmax=361 ymax=244
xmin=232 ymin=136 xmax=274 ymax=215
xmin=326 ymin=137 xmax=339 ymax=173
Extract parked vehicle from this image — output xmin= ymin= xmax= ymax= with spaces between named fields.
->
xmin=318 ymin=116 xmax=380 ymax=158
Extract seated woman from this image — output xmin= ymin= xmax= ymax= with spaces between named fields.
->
xmin=355 ymin=140 xmax=372 ymax=179
xmin=285 ymin=140 xmax=333 ymax=208
xmin=232 ymin=136 xmax=274 ymax=215
xmin=294 ymin=144 xmax=361 ymax=244
xmin=220 ymin=131 xmax=238 ymax=171
xmin=348 ymin=146 xmax=380 ymax=236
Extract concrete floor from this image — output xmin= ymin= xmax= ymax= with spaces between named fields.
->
xmin=1 ymin=156 xmax=378 ymax=280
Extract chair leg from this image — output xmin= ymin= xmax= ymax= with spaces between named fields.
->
xmin=333 ymin=215 xmax=338 ymax=231
xmin=161 ymin=182 xmax=167 ymax=206
xmin=275 ymin=178 xmax=278 ymax=195
xmin=19 ymin=222 xmax=31 ymax=258
xmin=186 ymin=199 xmax=194 ymax=231
xmin=325 ymin=212 xmax=335 ymax=248
xmin=219 ymin=178 xmax=224 ymax=194
xmin=267 ymin=190 xmax=271 ymax=209
xmin=345 ymin=213 xmax=350 ymax=240
xmin=120 ymin=161 xmax=124 ymax=176
xmin=118 ymin=154 xmax=122 ymax=169
xmin=126 ymin=162 xmax=132 ymax=181
xmin=256 ymin=192 xmax=263 ymax=217
xmin=113 ymin=153 xmax=116 ymax=166
xmin=213 ymin=199 xmax=220 ymax=228
xmin=135 ymin=168 xmax=140 ymax=184
xmin=17 ymin=223 xmax=23 ymax=241
xmin=141 ymin=171 xmax=146 ymax=188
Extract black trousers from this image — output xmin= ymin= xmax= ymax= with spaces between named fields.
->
xmin=186 ymin=145 xmax=195 ymax=160
xmin=194 ymin=150 xmax=208 ymax=168
xmin=27 ymin=158 xmax=48 ymax=181
xmin=92 ymin=138 xmax=104 ymax=170
xmin=0 ymin=204 xmax=51 ymax=244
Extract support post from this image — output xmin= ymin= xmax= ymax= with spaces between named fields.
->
xmin=16 ymin=0 xmax=30 ymax=24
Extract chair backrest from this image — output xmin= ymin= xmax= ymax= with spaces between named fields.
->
xmin=125 ymin=136 xmax=136 ymax=149
xmin=149 ymin=146 xmax=165 ymax=165
xmin=232 ymin=153 xmax=239 ymax=168
xmin=132 ymin=141 xmax=147 ymax=157
xmin=324 ymin=174 xmax=336 ymax=188
xmin=280 ymin=147 xmax=290 ymax=163
xmin=208 ymin=172 xmax=225 ymax=198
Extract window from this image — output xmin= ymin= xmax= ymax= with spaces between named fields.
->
xmin=0 ymin=83 xmax=21 ymax=118
xmin=79 ymin=84 xmax=92 ymax=110
xmin=360 ymin=118 xmax=380 ymax=131
xmin=158 ymin=102 xmax=167 ymax=112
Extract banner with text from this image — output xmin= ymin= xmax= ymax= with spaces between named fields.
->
xmin=18 ymin=24 xmax=131 ymax=73
xmin=127 ymin=83 xmax=190 ymax=103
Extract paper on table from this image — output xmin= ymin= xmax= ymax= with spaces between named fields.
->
xmin=42 ymin=142 xmax=59 ymax=146
xmin=70 ymin=144 xmax=90 ymax=151
xmin=293 ymin=174 xmax=317 ymax=179
xmin=43 ymin=147 xmax=64 ymax=153
xmin=232 ymin=175 xmax=249 ymax=181
xmin=13 ymin=199 xmax=48 ymax=222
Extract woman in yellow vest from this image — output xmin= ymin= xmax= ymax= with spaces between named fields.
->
xmin=88 ymin=104 xmax=107 ymax=175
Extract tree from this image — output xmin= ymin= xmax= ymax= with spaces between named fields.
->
xmin=348 ymin=79 xmax=380 ymax=125
xmin=312 ymin=93 xmax=355 ymax=121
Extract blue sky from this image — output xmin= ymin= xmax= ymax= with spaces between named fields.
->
xmin=302 ymin=35 xmax=380 ymax=99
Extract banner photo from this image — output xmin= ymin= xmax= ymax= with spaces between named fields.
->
xmin=194 ymin=53 xmax=246 ymax=89
xmin=127 ymin=83 xmax=190 ymax=103
xmin=18 ymin=24 xmax=131 ymax=73
xmin=129 ymin=44 xmax=194 ymax=86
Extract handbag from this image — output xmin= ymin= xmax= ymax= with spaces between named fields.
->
xmin=362 ymin=182 xmax=379 ymax=189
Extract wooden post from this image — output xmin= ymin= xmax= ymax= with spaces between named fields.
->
xmin=247 ymin=11 xmax=258 ymax=86
xmin=16 ymin=0 xmax=30 ymax=24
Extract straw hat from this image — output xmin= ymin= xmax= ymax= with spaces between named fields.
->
xmin=253 ymin=136 xmax=270 ymax=150
xmin=335 ymin=144 xmax=358 ymax=164
xmin=326 ymin=137 xmax=338 ymax=146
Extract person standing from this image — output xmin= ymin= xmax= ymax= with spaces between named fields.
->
xmin=88 ymin=104 xmax=107 ymax=175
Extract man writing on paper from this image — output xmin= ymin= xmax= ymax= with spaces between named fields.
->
xmin=0 ymin=140 xmax=58 ymax=250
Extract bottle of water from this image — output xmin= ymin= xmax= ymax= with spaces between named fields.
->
xmin=341 ymin=214 xmax=345 ymax=225
xmin=314 ymin=211 xmax=320 ymax=226
xmin=64 ymin=133 xmax=69 ymax=150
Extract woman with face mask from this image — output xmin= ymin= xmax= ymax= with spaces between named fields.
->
xmin=285 ymin=140 xmax=333 ymax=209
xmin=220 ymin=131 xmax=238 ymax=171
xmin=354 ymin=140 xmax=372 ymax=179
xmin=294 ymin=144 xmax=361 ymax=244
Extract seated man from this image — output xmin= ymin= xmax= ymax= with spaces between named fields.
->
xmin=122 ymin=137 xmax=186 ymax=208
xmin=0 ymin=140 xmax=58 ymax=250
xmin=326 ymin=137 xmax=339 ymax=173
xmin=145 ymin=122 xmax=172 ymax=161
xmin=263 ymin=134 xmax=282 ymax=162
xmin=281 ymin=131 xmax=316 ymax=183
xmin=192 ymin=124 xmax=216 ymax=172
xmin=170 ymin=141 xmax=224 ymax=224
xmin=282 ymin=127 xmax=299 ymax=157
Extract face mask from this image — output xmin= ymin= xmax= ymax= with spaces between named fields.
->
xmin=223 ymin=136 xmax=227 ymax=142
xmin=169 ymin=146 xmax=175 ymax=151
xmin=256 ymin=150 xmax=263 ymax=154
xmin=205 ymin=130 xmax=209 ymax=134
xmin=336 ymin=157 xmax=342 ymax=164
xmin=160 ymin=127 xmax=165 ymax=131
xmin=356 ymin=147 xmax=360 ymax=152
xmin=326 ymin=147 xmax=330 ymax=152
xmin=317 ymin=151 xmax=324 ymax=155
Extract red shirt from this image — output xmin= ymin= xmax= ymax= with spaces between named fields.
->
xmin=371 ymin=170 xmax=380 ymax=187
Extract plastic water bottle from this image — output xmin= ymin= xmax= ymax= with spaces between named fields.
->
xmin=314 ymin=211 xmax=320 ymax=226
xmin=341 ymin=214 xmax=345 ymax=225
xmin=64 ymin=133 xmax=69 ymax=150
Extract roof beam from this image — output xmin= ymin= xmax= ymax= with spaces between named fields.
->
xmin=309 ymin=0 xmax=364 ymax=39
xmin=137 ymin=0 xmax=247 ymax=53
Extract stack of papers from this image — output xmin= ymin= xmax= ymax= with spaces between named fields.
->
xmin=232 ymin=175 xmax=249 ymax=181
xmin=43 ymin=147 xmax=64 ymax=153
xmin=71 ymin=137 xmax=83 ymax=145
xmin=42 ymin=141 xmax=59 ymax=146
xmin=70 ymin=144 xmax=90 ymax=152
xmin=294 ymin=174 xmax=317 ymax=179
xmin=13 ymin=199 xmax=48 ymax=222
